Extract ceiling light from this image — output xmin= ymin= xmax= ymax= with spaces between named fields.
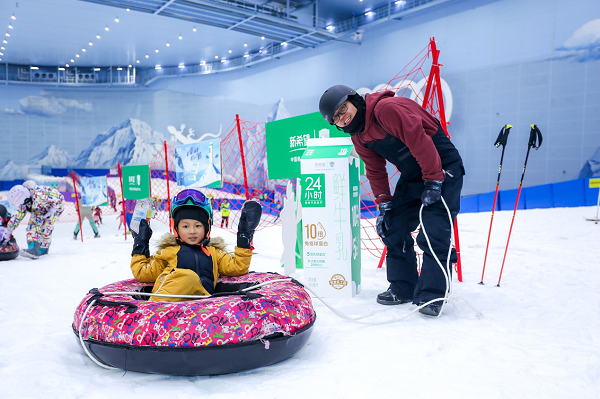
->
xmin=0 ymin=52 xmax=3 ymax=56
xmin=0 ymin=46 xmax=4 ymax=50
xmin=76 ymin=54 xmax=80 ymax=57
xmin=65 ymin=64 xmax=69 ymax=67
xmin=179 ymin=35 xmax=182 ymax=40
xmin=128 ymin=64 xmax=132 ymax=67
xmin=5 ymin=33 xmax=10 ymax=37
xmin=82 ymin=48 xmax=86 ymax=52
xmin=105 ymin=26 xmax=109 ymax=31
xmin=155 ymin=48 xmax=159 ymax=53
xmin=59 ymin=67 xmax=65 ymax=71
xmin=71 ymin=59 xmax=74 ymax=62
xmin=221 ymin=59 xmax=226 ymax=63
xmin=244 ymin=43 xmax=247 ymax=47
xmin=155 ymin=65 xmax=161 ymax=70
xmin=11 ymin=15 xmax=16 ymax=20
xmin=244 ymin=54 xmax=249 ymax=58
xmin=115 ymin=17 xmax=119 ymax=22
xmin=395 ymin=0 xmax=404 ymax=4
xmin=96 ymin=34 xmax=101 ymax=39
xmin=8 ymin=24 xmax=13 ymax=29
xmin=94 ymin=68 xmax=101 ymax=71
xmin=31 ymin=66 xmax=38 ymax=70
xmin=326 ymin=25 xmax=334 ymax=30
xmin=3 ymin=40 xmax=7 ymax=44
xmin=365 ymin=11 xmax=374 ymax=16
xmin=126 ymin=8 xmax=130 ymax=12
xmin=89 ymin=42 xmax=93 ymax=46
xmin=178 ymin=64 xmax=185 ymax=68
xmin=166 ymin=42 xmax=170 ymax=47
xmin=281 ymin=42 xmax=286 ymax=45
xmin=193 ymin=27 xmax=196 ymax=32
xmin=215 ymin=55 xmax=219 ymax=59
xmin=136 ymin=60 xmax=140 ymax=63
xmin=228 ymin=49 xmax=232 ymax=53
xmin=261 ymin=36 xmax=265 ymax=40
xmin=117 ymin=67 xmax=122 ymax=70
xmin=200 ymin=61 xmax=205 ymax=65
xmin=145 ymin=54 xmax=149 ymax=58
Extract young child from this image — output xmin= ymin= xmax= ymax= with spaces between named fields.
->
xmin=93 ymin=206 xmax=103 ymax=224
xmin=0 ymin=204 xmax=20 ymax=260
xmin=130 ymin=189 xmax=262 ymax=302
xmin=220 ymin=198 xmax=230 ymax=228
xmin=3 ymin=183 xmax=65 ymax=259
xmin=74 ymin=205 xmax=100 ymax=239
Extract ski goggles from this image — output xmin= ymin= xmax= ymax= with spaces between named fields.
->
xmin=172 ymin=189 xmax=210 ymax=207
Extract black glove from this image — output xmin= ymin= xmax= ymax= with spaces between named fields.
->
xmin=131 ymin=219 xmax=152 ymax=257
xmin=237 ymin=200 xmax=262 ymax=249
xmin=421 ymin=180 xmax=443 ymax=206
xmin=375 ymin=201 xmax=394 ymax=239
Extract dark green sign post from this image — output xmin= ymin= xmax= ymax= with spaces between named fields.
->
xmin=121 ymin=165 xmax=151 ymax=200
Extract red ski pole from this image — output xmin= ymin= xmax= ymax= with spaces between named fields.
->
xmin=496 ymin=125 xmax=542 ymax=287
xmin=480 ymin=125 xmax=512 ymax=284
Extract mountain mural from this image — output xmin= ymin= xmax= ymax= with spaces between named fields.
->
xmin=74 ymin=118 xmax=166 ymax=168
xmin=0 ymin=118 xmax=166 ymax=180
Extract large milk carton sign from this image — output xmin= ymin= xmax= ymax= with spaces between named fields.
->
xmin=300 ymin=137 xmax=361 ymax=298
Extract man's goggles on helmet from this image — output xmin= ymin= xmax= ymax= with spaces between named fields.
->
xmin=172 ymin=189 xmax=209 ymax=207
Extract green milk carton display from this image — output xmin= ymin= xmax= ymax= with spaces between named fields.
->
xmin=300 ymin=137 xmax=361 ymax=298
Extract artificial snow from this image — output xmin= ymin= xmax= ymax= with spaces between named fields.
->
xmin=1 ymin=205 xmax=599 ymax=398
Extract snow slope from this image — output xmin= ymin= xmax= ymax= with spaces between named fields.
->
xmin=0 ymin=206 xmax=599 ymax=399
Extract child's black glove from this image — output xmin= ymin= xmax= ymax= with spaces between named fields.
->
xmin=237 ymin=200 xmax=262 ymax=249
xmin=131 ymin=219 xmax=152 ymax=257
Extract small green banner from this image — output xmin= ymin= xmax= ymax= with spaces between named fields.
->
xmin=122 ymin=165 xmax=150 ymax=200
xmin=301 ymin=173 xmax=326 ymax=207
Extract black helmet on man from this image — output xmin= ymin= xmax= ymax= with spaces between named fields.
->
xmin=319 ymin=85 xmax=357 ymax=125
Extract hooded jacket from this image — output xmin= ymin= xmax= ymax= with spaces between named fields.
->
xmin=351 ymin=91 xmax=446 ymax=204
xmin=130 ymin=234 xmax=252 ymax=301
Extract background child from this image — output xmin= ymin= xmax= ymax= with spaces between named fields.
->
xmin=130 ymin=189 xmax=262 ymax=301
xmin=2 ymin=183 xmax=65 ymax=259
xmin=74 ymin=206 xmax=100 ymax=239
xmin=220 ymin=198 xmax=230 ymax=228
xmin=0 ymin=204 xmax=19 ymax=260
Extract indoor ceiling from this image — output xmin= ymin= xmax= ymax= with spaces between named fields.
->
xmin=0 ymin=0 xmax=459 ymax=72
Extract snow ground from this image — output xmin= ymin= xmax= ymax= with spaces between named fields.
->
xmin=1 ymin=206 xmax=599 ymax=399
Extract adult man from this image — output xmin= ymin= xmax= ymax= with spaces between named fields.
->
xmin=319 ymin=85 xmax=465 ymax=316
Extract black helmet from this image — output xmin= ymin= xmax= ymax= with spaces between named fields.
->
xmin=319 ymin=85 xmax=357 ymax=124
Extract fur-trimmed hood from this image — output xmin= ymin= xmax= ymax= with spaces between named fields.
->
xmin=155 ymin=233 xmax=228 ymax=251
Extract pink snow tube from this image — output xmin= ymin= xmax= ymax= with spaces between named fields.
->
xmin=73 ymin=272 xmax=316 ymax=375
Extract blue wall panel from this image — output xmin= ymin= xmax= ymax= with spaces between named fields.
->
xmin=552 ymin=179 xmax=585 ymax=208
xmin=524 ymin=185 xmax=554 ymax=209
xmin=477 ymin=192 xmax=498 ymax=213
xmin=499 ymin=188 xmax=525 ymax=211
xmin=584 ymin=178 xmax=600 ymax=206
xmin=460 ymin=195 xmax=479 ymax=213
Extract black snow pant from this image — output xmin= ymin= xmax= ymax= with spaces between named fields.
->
xmin=381 ymin=162 xmax=464 ymax=305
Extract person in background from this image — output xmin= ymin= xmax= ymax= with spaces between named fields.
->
xmin=2 ymin=183 xmax=65 ymax=259
xmin=0 ymin=204 xmax=20 ymax=260
xmin=74 ymin=205 xmax=100 ymax=239
xmin=220 ymin=198 xmax=230 ymax=228
xmin=319 ymin=84 xmax=465 ymax=317
xmin=130 ymin=189 xmax=262 ymax=301
xmin=93 ymin=206 xmax=103 ymax=225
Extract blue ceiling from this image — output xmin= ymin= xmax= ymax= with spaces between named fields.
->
xmin=0 ymin=0 xmax=459 ymax=73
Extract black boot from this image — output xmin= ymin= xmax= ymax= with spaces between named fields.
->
xmin=376 ymin=287 xmax=411 ymax=305
xmin=418 ymin=301 xmax=442 ymax=317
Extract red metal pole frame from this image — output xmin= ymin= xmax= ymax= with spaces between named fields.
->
xmin=453 ymin=218 xmax=462 ymax=282
xmin=164 ymin=141 xmax=172 ymax=233
xmin=377 ymin=246 xmax=387 ymax=269
xmin=236 ymin=114 xmax=250 ymax=201
xmin=71 ymin=171 xmax=84 ymax=242
xmin=117 ymin=162 xmax=128 ymax=241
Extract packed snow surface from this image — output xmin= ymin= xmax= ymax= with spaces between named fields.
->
xmin=1 ymin=206 xmax=599 ymax=398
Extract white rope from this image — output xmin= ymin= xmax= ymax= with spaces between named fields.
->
xmin=77 ymin=299 xmax=118 ymax=370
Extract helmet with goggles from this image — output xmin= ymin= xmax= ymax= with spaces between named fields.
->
xmin=319 ymin=84 xmax=357 ymax=125
xmin=171 ymin=189 xmax=213 ymax=226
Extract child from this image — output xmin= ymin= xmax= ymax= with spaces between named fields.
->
xmin=3 ymin=184 xmax=65 ymax=259
xmin=220 ymin=198 xmax=230 ymax=228
xmin=93 ymin=206 xmax=103 ymax=224
xmin=0 ymin=204 xmax=20 ymax=260
xmin=130 ymin=189 xmax=262 ymax=302
xmin=74 ymin=205 xmax=100 ymax=239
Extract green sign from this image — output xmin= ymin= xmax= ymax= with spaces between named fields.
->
xmin=301 ymin=173 xmax=326 ymax=207
xmin=122 ymin=165 xmax=150 ymax=199
xmin=265 ymin=112 xmax=347 ymax=180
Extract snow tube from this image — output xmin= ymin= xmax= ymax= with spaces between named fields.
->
xmin=0 ymin=240 xmax=19 ymax=261
xmin=72 ymin=272 xmax=316 ymax=376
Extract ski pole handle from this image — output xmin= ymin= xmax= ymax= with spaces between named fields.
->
xmin=494 ymin=124 xmax=512 ymax=148
xmin=529 ymin=125 xmax=543 ymax=149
